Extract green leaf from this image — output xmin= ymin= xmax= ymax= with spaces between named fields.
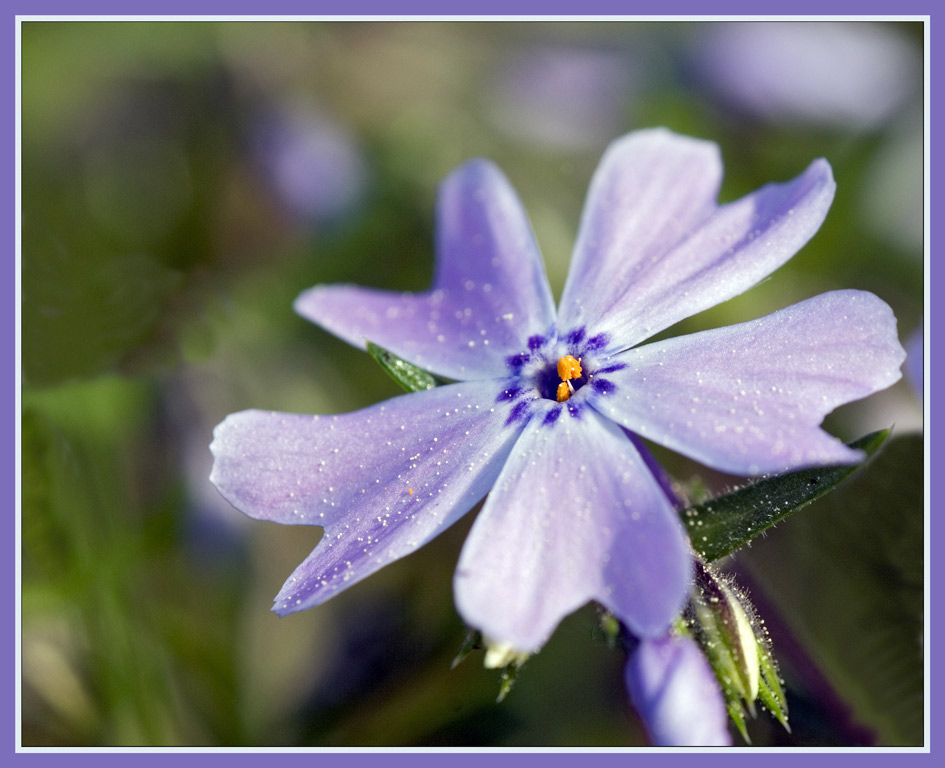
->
xmin=681 ymin=430 xmax=890 ymax=562
xmin=366 ymin=341 xmax=438 ymax=393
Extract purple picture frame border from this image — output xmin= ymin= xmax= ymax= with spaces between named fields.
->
xmin=10 ymin=1 xmax=936 ymax=765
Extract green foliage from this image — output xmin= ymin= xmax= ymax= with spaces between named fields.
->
xmin=675 ymin=431 xmax=923 ymax=745
xmin=366 ymin=341 xmax=438 ymax=393
xmin=22 ymin=380 xmax=197 ymax=744
xmin=682 ymin=430 xmax=890 ymax=563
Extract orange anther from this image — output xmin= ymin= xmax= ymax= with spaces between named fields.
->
xmin=556 ymin=381 xmax=571 ymax=403
xmin=557 ymin=355 xmax=583 ymax=381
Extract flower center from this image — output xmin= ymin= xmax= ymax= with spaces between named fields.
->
xmin=555 ymin=355 xmax=583 ymax=402
xmin=499 ymin=331 xmax=624 ymax=426
xmin=503 ymin=329 xmax=616 ymax=409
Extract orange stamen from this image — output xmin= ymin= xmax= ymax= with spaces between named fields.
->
xmin=557 ymin=355 xmax=583 ymax=381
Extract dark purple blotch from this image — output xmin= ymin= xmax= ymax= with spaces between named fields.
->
xmin=566 ymin=327 xmax=587 ymax=346
xmin=505 ymin=399 xmax=532 ymax=426
xmin=591 ymin=377 xmax=617 ymax=395
xmin=528 ymin=334 xmax=547 ymax=351
xmin=505 ymin=352 xmax=530 ymax=372
xmin=496 ymin=385 xmax=523 ymax=403
xmin=595 ymin=362 xmax=627 ymax=375
xmin=584 ymin=332 xmax=609 ymax=352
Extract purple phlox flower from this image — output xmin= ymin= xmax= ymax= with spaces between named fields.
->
xmin=252 ymin=100 xmax=367 ymax=224
xmin=625 ymin=632 xmax=732 ymax=746
xmin=693 ymin=22 xmax=921 ymax=131
xmin=210 ymin=128 xmax=905 ymax=656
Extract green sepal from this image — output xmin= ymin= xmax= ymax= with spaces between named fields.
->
xmin=685 ymin=559 xmax=791 ymax=742
xmin=727 ymin=701 xmax=751 ymax=744
xmin=673 ymin=614 xmax=757 ymax=744
xmin=689 ymin=566 xmax=759 ymax=708
xmin=452 ymin=628 xmax=528 ymax=702
xmin=451 ymin=628 xmax=482 ymax=669
xmin=496 ymin=658 xmax=526 ymax=703
xmin=366 ymin=341 xmax=438 ymax=393
xmin=596 ymin=609 xmax=622 ymax=650
xmin=681 ymin=429 xmax=889 ymax=562
xmin=757 ymin=646 xmax=790 ymax=732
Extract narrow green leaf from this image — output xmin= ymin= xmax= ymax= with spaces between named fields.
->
xmin=366 ymin=341 xmax=437 ymax=393
xmin=682 ymin=430 xmax=890 ymax=562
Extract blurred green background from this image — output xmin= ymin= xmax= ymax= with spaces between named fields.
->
xmin=19 ymin=20 xmax=925 ymax=747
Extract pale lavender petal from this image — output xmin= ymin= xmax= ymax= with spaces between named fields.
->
xmin=626 ymin=633 xmax=732 ymax=747
xmin=453 ymin=403 xmax=691 ymax=652
xmin=558 ymin=129 xmax=722 ymax=338
xmin=294 ymin=160 xmax=556 ymax=381
xmin=905 ymin=325 xmax=923 ymax=400
xmin=209 ymin=382 xmax=524 ymax=615
xmin=591 ymin=290 xmax=905 ymax=476
xmin=558 ymin=128 xmax=836 ymax=348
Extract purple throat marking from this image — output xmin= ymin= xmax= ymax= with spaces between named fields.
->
xmin=498 ymin=327 xmax=622 ymax=427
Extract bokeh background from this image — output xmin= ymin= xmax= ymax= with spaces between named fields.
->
xmin=19 ymin=20 xmax=925 ymax=747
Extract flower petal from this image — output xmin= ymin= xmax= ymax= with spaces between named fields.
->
xmin=453 ymin=403 xmax=691 ymax=652
xmin=295 ymin=159 xmax=556 ymax=381
xmin=591 ymin=290 xmax=905 ymax=475
xmin=558 ymin=128 xmax=836 ymax=348
xmin=625 ymin=633 xmax=732 ymax=747
xmin=209 ymin=382 xmax=524 ymax=615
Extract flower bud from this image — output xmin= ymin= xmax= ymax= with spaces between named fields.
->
xmin=685 ymin=559 xmax=789 ymax=741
